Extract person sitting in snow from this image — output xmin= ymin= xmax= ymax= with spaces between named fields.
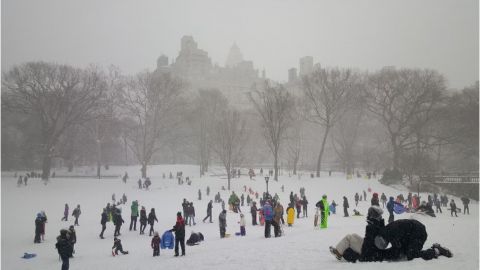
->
xmin=112 ymin=237 xmax=128 ymax=255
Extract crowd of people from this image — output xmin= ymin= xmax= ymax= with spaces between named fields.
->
xmin=18 ymin=168 xmax=466 ymax=270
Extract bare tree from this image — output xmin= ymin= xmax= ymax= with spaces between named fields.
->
xmin=119 ymin=71 xmax=183 ymax=178
xmin=210 ymin=109 xmax=247 ymax=190
xmin=301 ymin=68 xmax=357 ymax=177
xmin=189 ymin=89 xmax=228 ymax=176
xmin=364 ymin=68 xmax=445 ymax=171
xmin=2 ymin=62 xmax=106 ymax=180
xmin=249 ymin=82 xmax=294 ymax=181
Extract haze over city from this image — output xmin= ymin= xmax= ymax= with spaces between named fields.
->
xmin=2 ymin=0 xmax=478 ymax=88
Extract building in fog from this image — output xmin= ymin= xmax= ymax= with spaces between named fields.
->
xmin=156 ymin=36 xmax=264 ymax=108
xmin=299 ymin=56 xmax=313 ymax=77
xmin=288 ymin=68 xmax=297 ymax=83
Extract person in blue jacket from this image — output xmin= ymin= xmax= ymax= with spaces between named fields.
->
xmin=386 ymin=197 xmax=395 ymax=224
xmin=263 ymin=201 xmax=273 ymax=238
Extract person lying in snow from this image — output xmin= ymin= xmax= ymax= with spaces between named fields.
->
xmin=186 ymin=232 xmax=204 ymax=246
xmin=329 ymin=206 xmax=452 ymax=263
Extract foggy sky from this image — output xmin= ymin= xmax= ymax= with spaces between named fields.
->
xmin=2 ymin=0 xmax=478 ymax=89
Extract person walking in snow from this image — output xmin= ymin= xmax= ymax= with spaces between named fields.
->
xmin=241 ymin=194 xmax=245 ymax=207
xmin=170 ymin=212 xmax=186 ymax=256
xmin=62 ymin=204 xmax=69 ymax=221
xmin=72 ymin=205 xmax=81 ymax=226
xmin=139 ymin=206 xmax=147 ymax=234
xmin=188 ymin=202 xmax=196 ymax=226
xmin=449 ymin=199 xmax=458 ymax=217
xmin=206 ymin=186 xmax=210 ymax=196
xmin=129 ymin=200 xmax=139 ymax=231
xmin=198 ymin=189 xmax=202 ymax=200
xmin=122 ymin=193 xmax=127 ymax=205
xmin=203 ymin=200 xmax=213 ymax=223
xmin=112 ymin=193 xmax=116 ymax=204
xmin=355 ymin=193 xmax=359 ymax=207
xmin=113 ymin=209 xmax=124 ymax=237
xmin=100 ymin=208 xmax=108 ymax=239
xmin=138 ymin=179 xmax=142 ymax=189
xmin=148 ymin=208 xmax=158 ymax=236
xmin=343 ymin=196 xmax=350 ymax=217
xmin=434 ymin=197 xmax=442 ymax=214
xmin=286 ymin=203 xmax=295 ymax=226
xmin=122 ymin=172 xmax=128 ymax=183
xmin=56 ymin=229 xmax=73 ymax=270
xmin=151 ymin=232 xmax=161 ymax=257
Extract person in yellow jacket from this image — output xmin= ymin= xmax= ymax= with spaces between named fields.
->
xmin=286 ymin=203 xmax=295 ymax=226
xmin=315 ymin=195 xmax=330 ymax=228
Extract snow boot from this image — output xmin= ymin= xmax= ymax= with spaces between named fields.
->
xmin=329 ymin=246 xmax=342 ymax=260
xmin=432 ymin=243 xmax=453 ymax=258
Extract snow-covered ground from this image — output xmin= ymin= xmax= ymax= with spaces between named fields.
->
xmin=1 ymin=165 xmax=478 ymax=270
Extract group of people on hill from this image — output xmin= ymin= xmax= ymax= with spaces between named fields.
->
xmin=329 ymin=206 xmax=453 ymax=263
xmin=181 ymin=199 xmax=197 ymax=226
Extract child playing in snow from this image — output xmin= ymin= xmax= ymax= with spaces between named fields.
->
xmin=151 ymin=232 xmax=161 ymax=257
xmin=239 ymin=213 xmax=246 ymax=236
xmin=112 ymin=237 xmax=129 ymax=256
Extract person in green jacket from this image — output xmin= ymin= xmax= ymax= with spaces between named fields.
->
xmin=316 ymin=195 xmax=330 ymax=228
xmin=129 ymin=200 xmax=139 ymax=231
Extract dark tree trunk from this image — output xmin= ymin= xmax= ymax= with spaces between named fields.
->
xmin=316 ymin=126 xmax=330 ymax=177
xmin=141 ymin=162 xmax=147 ymax=178
xmin=41 ymin=155 xmax=52 ymax=181
xmin=274 ymin=150 xmax=279 ymax=181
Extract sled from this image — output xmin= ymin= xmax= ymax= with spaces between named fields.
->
xmin=21 ymin=253 xmax=36 ymax=259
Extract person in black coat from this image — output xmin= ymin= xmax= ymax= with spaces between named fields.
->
xmin=251 ymin=202 xmax=258 ymax=225
xmin=357 ymin=206 xmax=386 ymax=262
xmin=68 ymin=225 xmax=77 ymax=257
xmin=34 ymin=213 xmax=42 ymax=243
xmin=343 ymin=196 xmax=349 ymax=217
xmin=376 ymin=219 xmax=452 ymax=261
xmin=386 ymin=197 xmax=395 ymax=224
xmin=171 ymin=212 xmax=186 ymax=256
xmin=203 ymin=200 xmax=213 ymax=223
xmin=56 ymin=229 xmax=73 ymax=270
xmin=186 ymin=232 xmax=204 ymax=246
xmin=148 ymin=208 xmax=158 ymax=236
xmin=100 ymin=208 xmax=108 ymax=239
xmin=461 ymin=197 xmax=470 ymax=215
xmin=139 ymin=206 xmax=147 ymax=234
xmin=113 ymin=209 xmax=124 ymax=237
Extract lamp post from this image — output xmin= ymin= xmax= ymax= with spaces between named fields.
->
xmin=265 ymin=176 xmax=269 ymax=196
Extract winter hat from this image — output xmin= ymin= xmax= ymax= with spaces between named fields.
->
xmin=60 ymin=229 xmax=68 ymax=236
xmin=374 ymin=236 xmax=388 ymax=250
xmin=36 ymin=213 xmax=42 ymax=218
xmin=322 ymin=195 xmax=327 ymax=199
xmin=177 ymin=212 xmax=182 ymax=217
xmin=154 ymin=231 xmax=159 ymax=237
xmin=367 ymin=206 xmax=383 ymax=220
xmin=69 ymin=225 xmax=74 ymax=230
xmin=240 ymin=213 xmax=244 ymax=217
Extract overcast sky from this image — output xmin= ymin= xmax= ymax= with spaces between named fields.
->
xmin=2 ymin=0 xmax=478 ymax=88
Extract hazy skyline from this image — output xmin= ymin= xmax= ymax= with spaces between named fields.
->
xmin=2 ymin=0 xmax=478 ymax=88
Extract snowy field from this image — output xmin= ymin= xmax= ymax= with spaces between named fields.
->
xmin=1 ymin=165 xmax=478 ymax=270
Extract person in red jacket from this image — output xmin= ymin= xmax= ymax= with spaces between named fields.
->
xmin=170 ymin=212 xmax=186 ymax=256
xmin=151 ymin=232 xmax=161 ymax=257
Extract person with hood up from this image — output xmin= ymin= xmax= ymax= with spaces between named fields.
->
xmin=113 ymin=208 xmax=124 ymax=237
xmin=316 ymin=195 xmax=330 ymax=228
xmin=34 ymin=213 xmax=43 ymax=243
xmin=286 ymin=203 xmax=295 ymax=226
xmin=151 ymin=231 xmax=161 ymax=257
xmin=386 ymin=197 xmax=395 ymax=224
xmin=61 ymin=204 xmax=69 ymax=221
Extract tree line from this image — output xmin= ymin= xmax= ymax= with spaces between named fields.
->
xmin=2 ymin=61 xmax=478 ymax=187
